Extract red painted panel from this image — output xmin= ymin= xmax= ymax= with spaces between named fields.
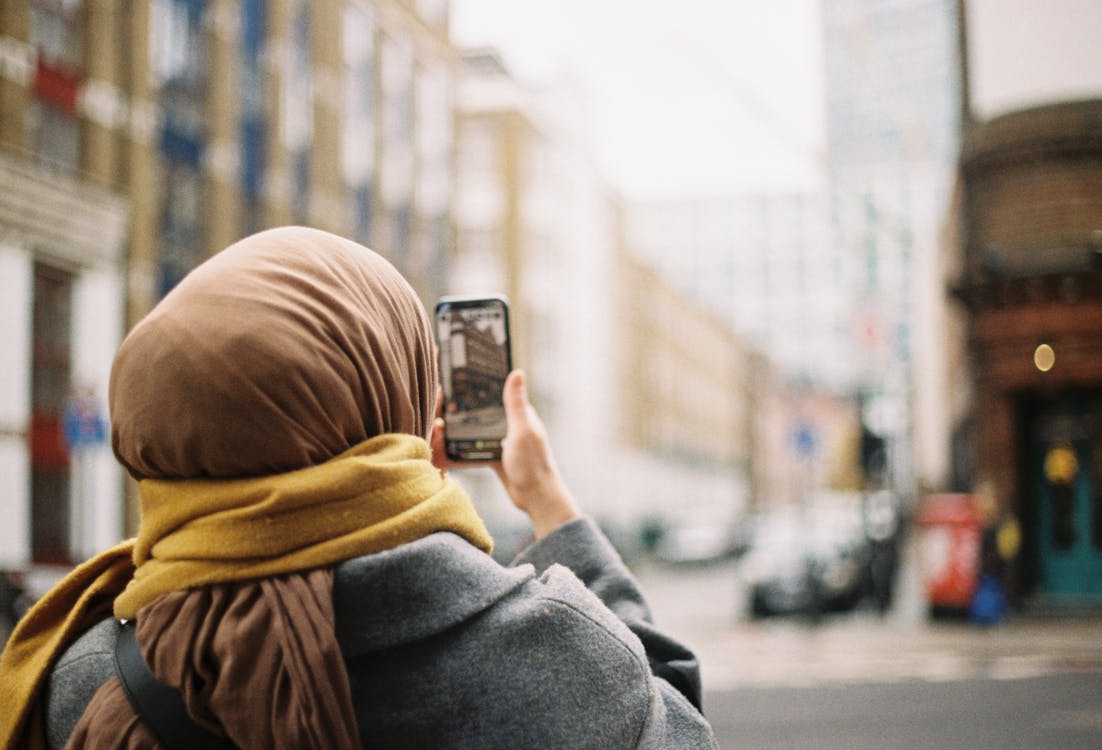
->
xmin=30 ymin=411 xmax=69 ymax=471
xmin=32 ymin=59 xmax=81 ymax=115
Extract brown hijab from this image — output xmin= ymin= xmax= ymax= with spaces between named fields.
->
xmin=110 ymin=225 xmax=437 ymax=480
xmin=72 ymin=227 xmax=441 ymax=750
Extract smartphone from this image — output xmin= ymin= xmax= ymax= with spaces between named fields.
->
xmin=435 ymin=295 xmax=512 ymax=461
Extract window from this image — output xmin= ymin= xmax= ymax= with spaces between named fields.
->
xmin=415 ymin=62 xmax=452 ymax=219
xmin=283 ymin=0 xmax=312 ymax=224
xmin=350 ymin=184 xmax=372 ymax=247
xmin=25 ymin=102 xmax=80 ymax=171
xmin=392 ymin=205 xmax=411 ymax=266
xmin=158 ymin=161 xmax=204 ymax=296
xmin=31 ymin=0 xmax=83 ymax=70
xmin=379 ymin=33 xmax=413 ymax=214
xmin=414 ymin=62 xmax=452 ymax=284
xmin=240 ymin=0 xmax=267 ymax=234
xmin=151 ymin=0 xmax=207 ymax=148
xmin=152 ymin=0 xmax=208 ymax=297
xmin=27 ymin=0 xmax=84 ymax=171
xmin=342 ymin=4 xmax=376 ymax=244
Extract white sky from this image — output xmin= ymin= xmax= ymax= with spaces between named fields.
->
xmin=450 ymin=0 xmax=826 ymax=200
xmin=966 ymin=0 xmax=1102 ymax=121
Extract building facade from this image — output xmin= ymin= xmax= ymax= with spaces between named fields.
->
xmin=0 ymin=0 xmax=460 ymax=582
xmin=821 ymin=0 xmax=962 ymax=496
xmin=614 ymin=251 xmax=750 ymax=525
xmin=950 ymin=0 xmax=1102 ymax=605
xmin=952 ymin=101 xmax=1102 ymax=604
xmin=1 ymin=0 xmax=130 ymax=576
xmin=623 ymin=194 xmax=867 ymax=510
xmin=456 ymin=50 xmax=757 ymax=546
xmin=624 ymin=193 xmax=841 ymax=390
xmin=622 ymin=0 xmax=962 ymax=500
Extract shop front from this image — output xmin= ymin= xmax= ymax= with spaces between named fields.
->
xmin=0 ymin=150 xmax=127 ymax=586
xmin=1024 ymin=393 xmax=1102 ymax=601
xmin=956 ymin=100 xmax=1102 ymax=607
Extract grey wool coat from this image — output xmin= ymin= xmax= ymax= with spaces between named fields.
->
xmin=46 ymin=517 xmax=719 ymax=749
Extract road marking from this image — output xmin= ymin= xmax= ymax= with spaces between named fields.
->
xmin=702 ymin=651 xmax=1100 ymax=691
xmin=1037 ymin=708 xmax=1102 ymax=731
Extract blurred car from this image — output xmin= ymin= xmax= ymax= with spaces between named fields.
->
xmin=654 ymin=517 xmax=751 ymax=565
xmin=1 ymin=569 xmax=28 ymax=634
xmin=739 ymin=506 xmax=868 ymax=618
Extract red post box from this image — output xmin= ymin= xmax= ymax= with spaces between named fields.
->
xmin=915 ymin=493 xmax=981 ymax=616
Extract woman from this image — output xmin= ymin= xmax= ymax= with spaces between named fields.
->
xmin=0 ymin=226 xmax=717 ymax=749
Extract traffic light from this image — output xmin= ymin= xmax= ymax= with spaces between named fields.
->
xmin=860 ymin=425 xmax=886 ymax=482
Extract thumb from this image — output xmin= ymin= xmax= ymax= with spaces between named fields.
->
xmin=502 ymin=369 xmax=530 ymax=429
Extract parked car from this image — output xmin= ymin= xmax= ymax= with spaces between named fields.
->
xmin=654 ymin=516 xmax=751 ymax=565
xmin=1 ymin=569 xmax=29 ymax=639
xmin=739 ymin=506 xmax=868 ymax=618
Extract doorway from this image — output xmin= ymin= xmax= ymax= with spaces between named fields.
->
xmin=30 ymin=263 xmax=73 ymax=565
xmin=1026 ymin=392 xmax=1102 ymax=598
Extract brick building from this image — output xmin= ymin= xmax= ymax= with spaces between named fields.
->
xmin=952 ymin=100 xmax=1102 ymax=604
xmin=0 ymin=0 xmax=457 ymax=583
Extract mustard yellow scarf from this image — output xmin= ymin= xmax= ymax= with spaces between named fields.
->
xmin=0 ymin=433 xmax=491 ymax=750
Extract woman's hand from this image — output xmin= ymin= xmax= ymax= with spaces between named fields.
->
xmin=430 ymin=370 xmax=580 ymax=539
xmin=430 ymin=388 xmax=461 ymax=474
xmin=495 ymin=370 xmax=580 ymax=538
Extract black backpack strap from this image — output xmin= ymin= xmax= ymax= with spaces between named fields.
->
xmin=113 ymin=621 xmax=236 ymax=750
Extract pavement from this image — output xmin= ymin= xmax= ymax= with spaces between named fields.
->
xmin=633 ymin=534 xmax=1102 ymax=692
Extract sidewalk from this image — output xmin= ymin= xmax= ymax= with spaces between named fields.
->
xmin=688 ymin=610 xmax=1102 ymax=690
xmin=633 ymin=536 xmax=1102 ymax=692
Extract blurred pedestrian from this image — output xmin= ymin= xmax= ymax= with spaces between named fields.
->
xmin=0 ymin=227 xmax=716 ymax=750
xmin=864 ymin=490 xmax=901 ymax=616
xmin=969 ymin=480 xmax=1019 ymax=625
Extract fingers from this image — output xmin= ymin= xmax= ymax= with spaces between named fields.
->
xmin=431 ymin=416 xmax=446 ymax=452
xmin=429 ymin=416 xmax=450 ymax=471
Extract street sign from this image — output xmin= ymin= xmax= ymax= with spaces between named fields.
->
xmin=792 ymin=422 xmax=818 ymax=460
xmin=63 ymin=396 xmax=106 ymax=451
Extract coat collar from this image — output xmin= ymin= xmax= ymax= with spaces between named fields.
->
xmin=332 ymin=533 xmax=533 ymax=656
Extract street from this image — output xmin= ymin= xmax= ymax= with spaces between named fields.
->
xmin=633 ymin=535 xmax=1102 ymax=749
xmin=707 ymin=673 xmax=1102 ymax=750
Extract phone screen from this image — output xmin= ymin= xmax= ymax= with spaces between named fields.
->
xmin=435 ymin=296 xmax=512 ymax=460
